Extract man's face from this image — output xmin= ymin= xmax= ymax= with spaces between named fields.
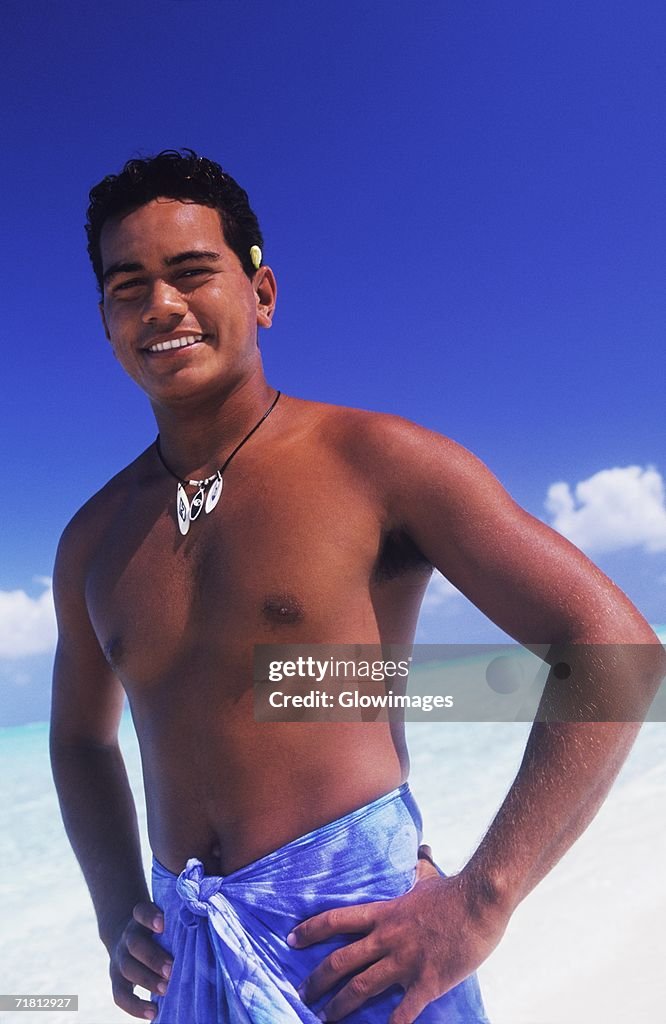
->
xmin=99 ymin=198 xmax=274 ymax=405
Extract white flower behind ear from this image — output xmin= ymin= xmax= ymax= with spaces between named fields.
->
xmin=250 ymin=245 xmax=262 ymax=269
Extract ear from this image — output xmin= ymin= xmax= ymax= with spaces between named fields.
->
xmin=99 ymin=301 xmax=111 ymax=342
xmin=253 ymin=266 xmax=277 ymax=329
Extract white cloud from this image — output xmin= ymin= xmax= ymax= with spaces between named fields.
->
xmin=422 ymin=571 xmax=461 ymax=609
xmin=0 ymin=578 xmax=57 ymax=659
xmin=546 ymin=465 xmax=666 ymax=555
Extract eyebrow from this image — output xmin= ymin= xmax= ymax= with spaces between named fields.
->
xmin=103 ymin=250 xmax=222 ymax=285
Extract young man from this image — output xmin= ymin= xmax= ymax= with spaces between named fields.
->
xmin=50 ymin=150 xmax=662 ymax=1024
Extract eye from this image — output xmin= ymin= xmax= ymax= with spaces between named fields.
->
xmin=113 ymin=278 xmax=145 ymax=293
xmin=174 ymin=268 xmax=215 ymax=291
xmin=178 ymin=268 xmax=211 ymax=281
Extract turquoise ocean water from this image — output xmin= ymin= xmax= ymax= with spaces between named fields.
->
xmin=1 ymin=707 xmax=664 ymax=1024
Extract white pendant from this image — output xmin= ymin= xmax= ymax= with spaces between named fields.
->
xmin=176 ymin=483 xmax=190 ymax=535
xmin=205 ymin=474 xmax=223 ymax=513
xmin=190 ymin=486 xmax=205 ymax=521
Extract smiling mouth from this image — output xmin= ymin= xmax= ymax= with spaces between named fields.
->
xmin=147 ymin=333 xmax=205 ymax=353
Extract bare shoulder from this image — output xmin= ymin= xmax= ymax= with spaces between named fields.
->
xmin=291 ymin=398 xmax=499 ymax=509
xmin=285 ymin=398 xmax=654 ymax=643
xmin=53 ymin=448 xmax=152 ymax=611
xmin=297 ymin=398 xmax=474 ymax=461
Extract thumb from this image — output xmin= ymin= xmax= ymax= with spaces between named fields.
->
xmin=133 ymin=900 xmax=165 ymax=932
xmin=416 ymin=843 xmax=439 ymax=881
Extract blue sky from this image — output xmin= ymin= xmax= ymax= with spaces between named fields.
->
xmin=1 ymin=0 xmax=665 ymax=724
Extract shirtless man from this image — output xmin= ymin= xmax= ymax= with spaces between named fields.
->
xmin=50 ymin=150 xmax=662 ymax=1024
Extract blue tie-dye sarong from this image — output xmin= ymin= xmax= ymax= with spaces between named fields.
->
xmin=150 ymin=784 xmax=490 ymax=1022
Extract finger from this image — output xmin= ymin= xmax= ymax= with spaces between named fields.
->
xmin=126 ymin=927 xmax=173 ymax=982
xmin=288 ymin=901 xmax=376 ymax=948
xmin=111 ymin=976 xmax=160 ymax=1020
xmin=316 ymin=959 xmax=396 ymax=1022
xmin=299 ymin=937 xmax=379 ymax=1004
xmin=116 ymin=944 xmax=170 ymax=996
xmin=388 ymin=985 xmax=431 ymax=1024
xmin=133 ymin=900 xmax=166 ymax=933
xmin=415 ymin=845 xmax=439 ymax=882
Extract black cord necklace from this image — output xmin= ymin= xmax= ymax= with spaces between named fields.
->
xmin=154 ymin=390 xmax=281 ymax=535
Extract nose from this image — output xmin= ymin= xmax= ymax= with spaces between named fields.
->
xmin=141 ymin=279 xmax=188 ymax=323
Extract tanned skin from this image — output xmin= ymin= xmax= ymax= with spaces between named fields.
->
xmin=50 ymin=198 xmax=663 ymax=1023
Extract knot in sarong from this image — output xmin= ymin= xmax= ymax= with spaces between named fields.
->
xmin=176 ymin=858 xmax=224 ymax=919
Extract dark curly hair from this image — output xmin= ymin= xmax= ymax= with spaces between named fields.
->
xmin=86 ymin=149 xmax=264 ymax=296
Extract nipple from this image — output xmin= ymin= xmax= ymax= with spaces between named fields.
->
xmin=262 ymin=593 xmax=304 ymax=625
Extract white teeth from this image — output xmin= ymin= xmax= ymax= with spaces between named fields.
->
xmin=148 ymin=334 xmax=203 ymax=353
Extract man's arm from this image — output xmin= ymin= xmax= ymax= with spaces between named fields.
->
xmin=292 ymin=415 xmax=664 ymax=1024
xmin=384 ymin=419 xmax=663 ymax=907
xmin=50 ymin=515 xmax=171 ymax=1020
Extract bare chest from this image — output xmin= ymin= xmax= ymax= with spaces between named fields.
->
xmin=86 ymin=456 xmax=383 ymax=688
